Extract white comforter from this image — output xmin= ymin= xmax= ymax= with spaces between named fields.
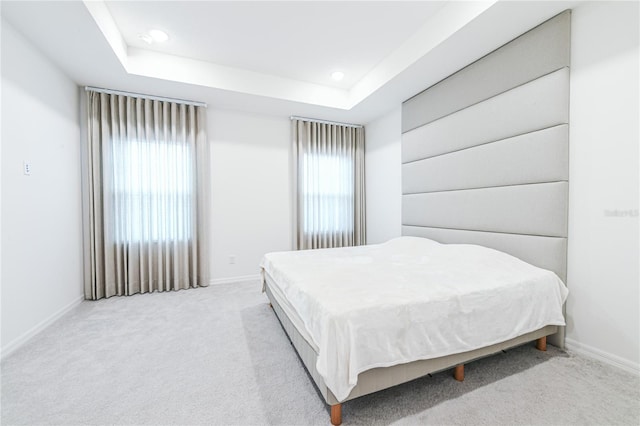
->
xmin=260 ymin=237 xmax=568 ymax=402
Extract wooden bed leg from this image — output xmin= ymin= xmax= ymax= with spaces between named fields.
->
xmin=536 ymin=336 xmax=547 ymax=351
xmin=454 ymin=364 xmax=464 ymax=382
xmin=330 ymin=404 xmax=342 ymax=426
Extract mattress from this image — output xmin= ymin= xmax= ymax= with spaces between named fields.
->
xmin=260 ymin=236 xmax=568 ymax=402
xmin=264 ymin=269 xmax=319 ymax=352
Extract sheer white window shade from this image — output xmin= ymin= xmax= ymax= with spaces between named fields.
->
xmin=293 ymin=119 xmax=365 ymax=250
xmin=84 ymin=91 xmax=210 ymax=300
xmin=302 ymin=153 xmax=354 ymax=235
xmin=112 ymin=139 xmax=194 ymax=242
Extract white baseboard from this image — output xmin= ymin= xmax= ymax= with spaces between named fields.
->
xmin=565 ymin=337 xmax=639 ymax=376
xmin=209 ymin=274 xmax=262 ymax=286
xmin=1 ymin=294 xmax=85 ymax=360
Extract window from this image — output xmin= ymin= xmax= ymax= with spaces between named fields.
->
xmin=292 ymin=119 xmax=365 ymax=250
xmin=85 ymin=90 xmax=210 ymax=299
xmin=301 ymin=152 xmax=354 ymax=235
xmin=111 ymin=138 xmax=194 ymax=243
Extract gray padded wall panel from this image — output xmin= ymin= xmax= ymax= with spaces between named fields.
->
xmin=402 ymin=11 xmax=571 ymax=133
xmin=403 ymin=125 xmax=568 ymax=194
xmin=402 ymin=226 xmax=567 ymax=282
xmin=401 ymin=11 xmax=570 ymax=346
xmin=402 ymin=68 xmax=569 ymax=163
xmin=403 ymin=182 xmax=568 ymax=237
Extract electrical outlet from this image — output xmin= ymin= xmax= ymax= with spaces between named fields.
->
xmin=229 ymin=255 xmax=236 ymax=265
xmin=23 ymin=161 xmax=32 ymax=176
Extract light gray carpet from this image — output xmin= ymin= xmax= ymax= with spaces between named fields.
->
xmin=2 ymin=281 xmax=638 ymax=425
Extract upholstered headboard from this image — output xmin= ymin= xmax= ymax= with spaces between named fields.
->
xmin=401 ymin=11 xmax=570 ymax=345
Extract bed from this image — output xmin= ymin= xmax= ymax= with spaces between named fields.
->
xmin=260 ymin=237 xmax=568 ymax=425
xmin=262 ymin=9 xmax=571 ymax=424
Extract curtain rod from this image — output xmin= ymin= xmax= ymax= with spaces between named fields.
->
xmin=85 ymin=86 xmax=207 ymax=108
xmin=290 ymin=115 xmax=363 ymax=129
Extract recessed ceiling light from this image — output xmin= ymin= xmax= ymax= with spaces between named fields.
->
xmin=148 ymin=29 xmax=169 ymax=43
xmin=331 ymin=71 xmax=345 ymax=81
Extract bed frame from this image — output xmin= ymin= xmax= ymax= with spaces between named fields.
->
xmin=265 ymin=275 xmax=555 ymax=425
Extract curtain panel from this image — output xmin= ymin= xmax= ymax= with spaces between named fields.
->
xmin=83 ymin=91 xmax=210 ymax=300
xmin=292 ymin=119 xmax=366 ymax=250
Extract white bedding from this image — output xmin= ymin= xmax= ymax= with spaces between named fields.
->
xmin=260 ymin=236 xmax=568 ymax=402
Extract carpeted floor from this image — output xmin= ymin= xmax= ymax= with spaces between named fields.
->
xmin=1 ymin=281 xmax=639 ymax=425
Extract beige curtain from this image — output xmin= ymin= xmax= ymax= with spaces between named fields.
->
xmin=84 ymin=91 xmax=210 ymax=300
xmin=292 ymin=119 xmax=366 ymax=250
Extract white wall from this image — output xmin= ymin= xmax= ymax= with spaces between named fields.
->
xmin=565 ymin=1 xmax=639 ymax=372
xmin=365 ymin=107 xmax=402 ymax=244
xmin=208 ymin=109 xmax=292 ymax=281
xmin=1 ymin=19 xmax=84 ymax=356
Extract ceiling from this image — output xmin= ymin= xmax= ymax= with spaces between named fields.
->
xmin=105 ymin=1 xmax=445 ymax=90
xmin=1 ymin=1 xmax=581 ymax=124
